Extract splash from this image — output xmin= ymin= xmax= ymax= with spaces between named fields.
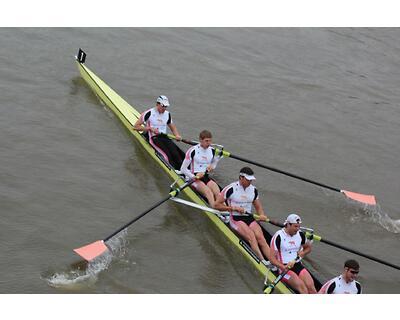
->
xmin=350 ymin=203 xmax=400 ymax=234
xmin=44 ymin=231 xmax=129 ymax=289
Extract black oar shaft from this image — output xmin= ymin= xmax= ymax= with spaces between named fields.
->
xmin=174 ymin=136 xmax=341 ymax=193
xmin=318 ymin=237 xmax=400 ymax=271
xmin=104 ymin=196 xmax=171 ymax=241
xmin=181 ymin=138 xmax=196 ymax=146
xmin=104 ymin=180 xmax=194 ymax=242
xmin=266 ymin=219 xmax=285 ymax=228
xmin=264 ymin=256 xmax=301 ymax=294
xmin=227 ymin=153 xmax=340 ymax=193
xmin=263 ymin=219 xmax=400 ymax=271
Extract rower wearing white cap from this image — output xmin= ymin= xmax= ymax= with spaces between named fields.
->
xmin=269 ymin=213 xmax=317 ymax=293
xmin=134 ymin=95 xmax=184 ymax=169
xmin=214 ymin=167 xmax=272 ymax=266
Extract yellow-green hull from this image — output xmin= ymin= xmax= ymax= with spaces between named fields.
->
xmin=76 ymin=58 xmax=293 ymax=294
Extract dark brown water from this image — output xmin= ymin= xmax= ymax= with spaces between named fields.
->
xmin=1 ymin=28 xmax=399 ymax=294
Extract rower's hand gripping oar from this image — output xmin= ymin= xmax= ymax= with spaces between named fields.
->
xmin=167 ymin=134 xmax=376 ymax=206
xmin=263 ymin=256 xmax=302 ymax=294
xmin=73 ymin=178 xmax=196 ymax=261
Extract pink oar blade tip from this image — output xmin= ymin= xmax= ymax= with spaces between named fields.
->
xmin=73 ymin=240 xmax=108 ymax=261
xmin=342 ymin=190 xmax=377 ymax=205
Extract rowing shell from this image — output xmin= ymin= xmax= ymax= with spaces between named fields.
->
xmin=75 ymin=49 xmax=322 ymax=294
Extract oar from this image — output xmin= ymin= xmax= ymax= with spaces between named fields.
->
xmin=170 ymin=197 xmax=230 ymax=217
xmin=258 ymin=218 xmax=400 ymax=271
xmin=305 ymin=231 xmax=400 ymax=271
xmin=263 ymin=256 xmax=302 ymax=294
xmin=170 ymin=197 xmax=286 ymax=227
xmin=170 ymin=198 xmax=398 ymax=270
xmin=167 ymin=134 xmax=376 ymax=206
xmin=73 ymin=178 xmax=196 ymax=261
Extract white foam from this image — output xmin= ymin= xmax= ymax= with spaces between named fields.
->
xmin=45 ymin=230 xmax=130 ymax=289
xmin=351 ymin=203 xmax=400 ymax=234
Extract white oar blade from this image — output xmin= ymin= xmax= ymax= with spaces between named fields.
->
xmin=73 ymin=240 xmax=108 ymax=261
xmin=342 ymin=190 xmax=376 ymax=205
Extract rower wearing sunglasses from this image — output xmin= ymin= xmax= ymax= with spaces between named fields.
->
xmin=134 ymin=95 xmax=184 ymax=169
xmin=319 ymin=259 xmax=362 ymax=294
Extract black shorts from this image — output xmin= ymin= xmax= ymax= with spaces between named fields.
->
xmin=194 ymin=172 xmax=214 ymax=185
xmin=288 ymin=262 xmax=305 ymax=276
xmin=231 ymin=214 xmax=256 ymax=225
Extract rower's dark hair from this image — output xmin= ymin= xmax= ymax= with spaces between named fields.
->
xmin=199 ymin=130 xmax=212 ymax=140
xmin=240 ymin=167 xmax=254 ymax=175
xmin=344 ymin=259 xmax=360 ymax=270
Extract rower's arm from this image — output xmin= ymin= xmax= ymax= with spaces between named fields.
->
xmin=269 ymin=235 xmax=286 ymax=270
xmin=133 ymin=116 xmax=150 ymax=132
xmin=209 ymin=148 xmax=222 ymax=170
xmin=253 ymin=199 xmax=267 ymax=220
xmin=299 ymin=241 xmax=312 ymax=258
xmin=180 ymin=155 xmax=195 ymax=180
xmin=214 ymin=191 xmax=243 ymax=213
xmin=168 ymin=123 xmax=181 ymax=140
xmin=269 ymin=249 xmax=286 ymax=271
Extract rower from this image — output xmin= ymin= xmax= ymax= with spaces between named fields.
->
xmin=269 ymin=213 xmax=317 ymax=294
xmin=133 ymin=95 xmax=184 ymax=169
xmin=180 ymin=130 xmax=221 ymax=207
xmin=214 ymin=167 xmax=272 ymax=266
xmin=319 ymin=259 xmax=362 ymax=294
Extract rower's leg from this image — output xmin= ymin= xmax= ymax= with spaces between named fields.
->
xmin=152 ymin=136 xmax=183 ymax=169
xmin=167 ymin=141 xmax=185 ymax=169
xmin=151 ymin=136 xmax=171 ymax=164
xmin=299 ymin=269 xmax=317 ymax=294
xmin=283 ymin=272 xmax=309 ymax=294
xmin=193 ymin=181 xmax=216 ymax=208
xmin=249 ymin=222 xmax=271 ymax=261
xmin=233 ymin=221 xmax=264 ymax=261
xmin=207 ymin=180 xmax=220 ymax=205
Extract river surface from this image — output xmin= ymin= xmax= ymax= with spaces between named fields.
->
xmin=0 ymin=28 xmax=399 ymax=294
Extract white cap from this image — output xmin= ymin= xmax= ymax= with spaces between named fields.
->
xmin=284 ymin=213 xmax=302 ymax=225
xmin=239 ymin=172 xmax=256 ymax=181
xmin=156 ymin=95 xmax=170 ymax=107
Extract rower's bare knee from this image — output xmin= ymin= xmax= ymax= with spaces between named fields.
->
xmin=297 ymin=282 xmax=309 ymax=294
xmin=204 ymin=189 xmax=215 ymax=206
xmin=306 ymin=284 xmax=317 ymax=294
xmin=255 ymin=231 xmax=267 ymax=244
xmin=289 ymin=277 xmax=308 ymax=294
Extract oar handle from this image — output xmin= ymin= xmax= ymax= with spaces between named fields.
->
xmin=169 ymin=134 xmax=377 ymax=205
xmin=251 ymin=214 xmax=284 ymax=228
xmin=264 ymin=256 xmax=301 ymax=294
xmin=167 ymin=134 xmax=196 ymax=146
xmin=306 ymin=232 xmax=400 ymax=271
xmin=104 ymin=179 xmax=195 ymax=242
